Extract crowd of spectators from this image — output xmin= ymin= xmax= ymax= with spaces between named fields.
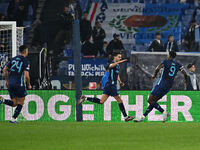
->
xmin=1 ymin=0 xmax=200 ymax=56
xmin=1 ymin=0 xmax=200 ymax=91
xmin=148 ymin=33 xmax=179 ymax=52
xmin=0 ymin=0 xmax=38 ymax=27
xmin=59 ymin=1 xmax=125 ymax=58
xmin=53 ymin=5 xmax=74 ymax=56
xmin=59 ymin=0 xmax=200 ymax=57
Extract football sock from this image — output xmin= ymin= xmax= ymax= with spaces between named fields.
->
xmin=87 ymin=97 xmax=101 ymax=104
xmin=3 ymin=99 xmax=14 ymax=107
xmin=153 ymin=102 xmax=164 ymax=113
xmin=143 ymin=104 xmax=154 ymax=117
xmin=13 ymin=104 xmax=23 ymax=119
xmin=118 ymin=103 xmax=127 ymax=117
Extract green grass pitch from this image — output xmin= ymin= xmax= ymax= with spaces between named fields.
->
xmin=0 ymin=122 xmax=200 ymax=150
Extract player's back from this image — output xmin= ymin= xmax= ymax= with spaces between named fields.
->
xmin=7 ymin=55 xmax=29 ymax=87
xmin=158 ymin=59 xmax=182 ymax=88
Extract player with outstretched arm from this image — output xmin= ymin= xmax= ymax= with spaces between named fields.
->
xmin=78 ymin=52 xmax=134 ymax=122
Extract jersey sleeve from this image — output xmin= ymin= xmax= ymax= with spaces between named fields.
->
xmin=177 ymin=62 xmax=184 ymax=71
xmin=24 ymin=59 xmax=30 ymax=71
xmin=161 ymin=60 xmax=167 ymax=67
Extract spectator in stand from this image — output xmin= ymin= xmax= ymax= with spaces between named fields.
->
xmin=0 ymin=13 xmax=6 ymax=21
xmin=193 ymin=0 xmax=200 ymax=25
xmin=23 ymin=0 xmax=38 ymax=20
xmin=106 ymin=33 xmax=124 ymax=56
xmin=102 ymin=41 xmax=108 ymax=57
xmin=7 ymin=0 xmax=26 ymax=27
xmin=15 ymin=2 xmax=27 ymax=26
xmin=7 ymin=0 xmax=21 ymax=21
xmin=54 ymin=5 xmax=74 ymax=56
xmin=80 ymin=11 xmax=92 ymax=43
xmin=68 ymin=0 xmax=82 ymax=20
xmin=185 ymin=20 xmax=200 ymax=51
xmin=148 ymin=32 xmax=164 ymax=52
xmin=164 ymin=35 xmax=179 ymax=52
xmin=92 ymin=21 xmax=106 ymax=56
xmin=186 ymin=64 xmax=199 ymax=90
xmin=81 ymin=36 xmax=98 ymax=56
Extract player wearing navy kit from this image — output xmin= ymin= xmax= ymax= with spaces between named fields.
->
xmin=0 ymin=45 xmax=32 ymax=124
xmin=78 ymin=52 xmax=134 ymax=122
xmin=134 ymin=51 xmax=188 ymax=122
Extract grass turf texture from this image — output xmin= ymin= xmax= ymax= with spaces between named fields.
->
xmin=0 ymin=122 xmax=199 ymax=150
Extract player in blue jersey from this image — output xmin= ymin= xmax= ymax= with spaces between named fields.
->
xmin=134 ymin=51 xmax=188 ymax=122
xmin=78 ymin=52 xmax=134 ymax=122
xmin=101 ymin=65 xmax=109 ymax=90
xmin=0 ymin=45 xmax=32 ymax=124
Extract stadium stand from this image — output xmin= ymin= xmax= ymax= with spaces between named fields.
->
xmin=0 ymin=0 xmax=199 ymax=90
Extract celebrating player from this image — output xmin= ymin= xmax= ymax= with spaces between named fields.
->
xmin=134 ymin=51 xmax=188 ymax=122
xmin=0 ymin=45 xmax=32 ymax=124
xmin=78 ymin=52 xmax=134 ymax=122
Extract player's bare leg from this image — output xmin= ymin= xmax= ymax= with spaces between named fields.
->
xmin=114 ymin=95 xmax=134 ymax=122
xmin=0 ymin=96 xmax=17 ymax=107
xmin=134 ymin=95 xmax=158 ymax=122
xmin=12 ymin=98 xmax=18 ymax=107
xmin=134 ymin=94 xmax=169 ymax=122
xmin=10 ymin=97 xmax=25 ymax=124
xmin=78 ymin=95 xmax=87 ymax=104
xmin=150 ymin=95 xmax=170 ymax=122
xmin=78 ymin=94 xmax=109 ymax=105
xmin=100 ymin=94 xmax=109 ymax=104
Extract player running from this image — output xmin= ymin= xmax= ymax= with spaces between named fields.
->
xmin=134 ymin=51 xmax=188 ymax=122
xmin=78 ymin=52 xmax=134 ymax=122
xmin=0 ymin=45 xmax=32 ymax=124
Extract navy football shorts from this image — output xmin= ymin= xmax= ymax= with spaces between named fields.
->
xmin=103 ymin=83 xmax=119 ymax=97
xmin=8 ymin=84 xmax=27 ymax=99
xmin=151 ymin=84 xmax=170 ymax=99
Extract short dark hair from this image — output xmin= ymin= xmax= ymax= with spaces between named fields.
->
xmin=95 ymin=21 xmax=101 ymax=25
xmin=156 ymin=32 xmax=161 ymax=36
xmin=19 ymin=45 xmax=28 ymax=53
xmin=168 ymin=35 xmax=173 ymax=39
xmin=103 ymin=41 xmax=108 ymax=44
xmin=112 ymin=51 xmax=121 ymax=57
xmin=187 ymin=64 xmax=194 ymax=69
xmin=83 ymin=11 xmax=88 ymax=14
xmin=113 ymin=33 xmax=120 ymax=38
xmin=169 ymin=51 xmax=176 ymax=59
xmin=191 ymin=19 xmax=196 ymax=23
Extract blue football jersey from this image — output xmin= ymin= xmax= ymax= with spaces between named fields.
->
xmin=6 ymin=55 xmax=30 ymax=87
xmin=101 ymin=71 xmax=109 ymax=90
xmin=157 ymin=59 xmax=183 ymax=88
xmin=107 ymin=62 xmax=120 ymax=85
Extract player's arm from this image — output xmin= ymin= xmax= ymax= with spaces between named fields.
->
xmin=24 ymin=70 xmax=32 ymax=89
xmin=3 ymin=66 xmax=9 ymax=81
xmin=152 ymin=63 xmax=164 ymax=80
xmin=180 ymin=67 xmax=189 ymax=88
xmin=109 ymin=59 xmax=127 ymax=68
xmin=118 ymin=75 xmax=124 ymax=87
xmin=3 ymin=66 xmax=9 ymax=87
